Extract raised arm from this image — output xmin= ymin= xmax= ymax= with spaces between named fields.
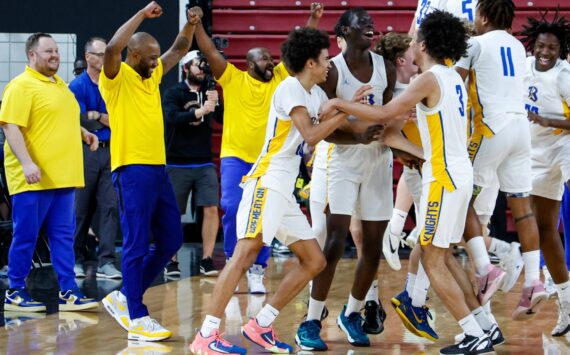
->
xmin=189 ymin=6 xmax=227 ymax=80
xmin=104 ymin=1 xmax=163 ymax=79
xmin=306 ymin=3 xmax=324 ymax=29
xmin=160 ymin=8 xmax=200 ymax=75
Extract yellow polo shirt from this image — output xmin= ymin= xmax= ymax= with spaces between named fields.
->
xmin=0 ymin=66 xmax=83 ymax=195
xmin=217 ymin=62 xmax=289 ymax=163
xmin=99 ymin=59 xmax=165 ymax=171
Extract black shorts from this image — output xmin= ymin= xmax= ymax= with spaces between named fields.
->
xmin=166 ymin=165 xmax=219 ymax=214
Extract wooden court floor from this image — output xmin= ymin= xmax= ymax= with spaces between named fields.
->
xmin=0 ymin=258 xmax=566 ymax=354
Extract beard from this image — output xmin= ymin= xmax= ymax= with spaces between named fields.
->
xmin=187 ymin=72 xmax=204 ymax=85
xmin=253 ymin=62 xmax=273 ymax=82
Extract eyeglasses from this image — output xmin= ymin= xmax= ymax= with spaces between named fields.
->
xmin=87 ymin=52 xmax=105 ymax=58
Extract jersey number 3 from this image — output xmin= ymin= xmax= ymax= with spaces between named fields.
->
xmin=456 ymin=85 xmax=465 ymax=117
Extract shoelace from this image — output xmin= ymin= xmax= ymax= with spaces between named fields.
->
xmin=304 ymin=321 xmax=321 ymax=337
xmin=347 ymin=313 xmax=366 ymax=332
xmin=214 ymin=332 xmax=233 ymax=348
xmin=421 ymin=306 xmax=433 ymax=321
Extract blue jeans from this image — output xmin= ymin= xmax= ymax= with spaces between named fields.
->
xmin=220 ymin=157 xmax=270 ymax=267
xmin=9 ymin=188 xmax=77 ymax=290
xmin=112 ymin=165 xmax=183 ymax=319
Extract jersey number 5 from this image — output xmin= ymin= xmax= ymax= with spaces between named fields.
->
xmin=462 ymin=0 xmax=473 ymax=22
xmin=456 ymin=85 xmax=465 ymax=117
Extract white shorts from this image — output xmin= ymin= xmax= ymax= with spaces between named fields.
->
xmin=473 ymin=185 xmax=499 ymax=217
xmin=327 ymin=144 xmax=393 ymax=221
xmin=310 ymin=166 xmax=327 ymax=204
xmin=403 ymin=166 xmax=422 ymax=208
xmin=531 ymin=141 xmax=570 ymax=201
xmin=470 ymin=118 xmax=532 ymax=194
xmin=418 ymin=180 xmax=472 ymax=248
xmin=236 ymin=179 xmax=315 ymax=246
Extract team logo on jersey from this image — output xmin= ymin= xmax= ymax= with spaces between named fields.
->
xmin=420 ymin=184 xmax=443 ymax=246
xmin=343 ymin=79 xmax=349 ymax=86
xmin=528 ymin=86 xmax=538 ymax=102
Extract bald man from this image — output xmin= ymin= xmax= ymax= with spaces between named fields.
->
xmin=99 ymin=1 xmax=199 ymax=341
xmin=191 ymin=3 xmax=323 ymax=294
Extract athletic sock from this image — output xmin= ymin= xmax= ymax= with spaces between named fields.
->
xmin=200 ymin=315 xmax=221 ymax=337
xmin=489 ymin=238 xmax=511 ymax=260
xmin=405 ymin=273 xmax=416 ymax=295
xmin=256 ymin=304 xmax=279 ymax=327
xmin=390 ymin=209 xmax=408 ymax=236
xmin=522 ymin=250 xmax=541 ymax=287
xmin=459 ymin=314 xmax=484 ymax=337
xmin=365 ymin=279 xmax=379 ymax=304
xmin=472 ymin=306 xmax=493 ymax=331
xmin=555 ymin=280 xmax=570 ymax=304
xmin=467 ymin=236 xmax=491 ymax=276
xmin=481 ymin=302 xmax=498 ymax=325
xmin=345 ymin=293 xmax=364 ymax=316
xmin=411 ymin=262 xmax=430 ymax=307
xmin=307 ymin=297 xmax=326 ymax=321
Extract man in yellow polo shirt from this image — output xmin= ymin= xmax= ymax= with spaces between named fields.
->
xmin=191 ymin=3 xmax=323 ymax=294
xmin=99 ymin=1 xmax=199 ymax=342
xmin=0 ymin=32 xmax=99 ymax=313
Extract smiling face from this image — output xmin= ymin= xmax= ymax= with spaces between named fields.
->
xmin=344 ymin=10 xmax=376 ymax=49
xmin=28 ymin=36 xmax=60 ymax=77
xmin=533 ymin=32 xmax=561 ymax=72
xmin=311 ymin=48 xmax=331 ymax=84
xmin=134 ymin=41 xmax=161 ymax=79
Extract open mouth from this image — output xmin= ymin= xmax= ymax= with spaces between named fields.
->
xmin=364 ymin=31 xmax=374 ymax=39
xmin=538 ymin=56 xmax=552 ymax=66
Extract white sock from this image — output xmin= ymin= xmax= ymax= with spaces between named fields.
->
xmin=345 ymin=293 xmax=364 ymax=316
xmin=307 ymin=297 xmax=326 ymax=321
xmin=472 ymin=307 xmax=493 ymax=332
xmin=256 ymin=304 xmax=279 ymax=327
xmin=489 ymin=238 xmax=511 ymax=260
xmin=200 ymin=315 xmax=221 ymax=337
xmin=467 ymin=237 xmax=491 ymax=276
xmin=482 ymin=302 xmax=498 ymax=325
xmin=478 ymin=215 xmax=491 ymax=230
xmin=522 ymin=250 xmax=540 ymax=287
xmin=365 ymin=280 xmax=379 ymax=303
xmin=459 ymin=314 xmax=484 ymax=337
xmin=411 ymin=262 xmax=430 ymax=307
xmin=390 ymin=209 xmax=408 ymax=236
xmin=405 ymin=273 xmax=416 ymax=295
xmin=555 ymin=280 xmax=570 ymax=304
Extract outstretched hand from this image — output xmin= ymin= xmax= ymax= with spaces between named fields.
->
xmin=352 ymin=85 xmax=373 ymax=103
xmin=142 ymin=1 xmax=163 ymax=19
xmin=310 ymin=3 xmax=324 ymax=19
xmin=188 ymin=6 xmax=203 ymax=25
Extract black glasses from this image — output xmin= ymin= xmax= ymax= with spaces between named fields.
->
xmin=87 ymin=52 xmax=105 ymax=58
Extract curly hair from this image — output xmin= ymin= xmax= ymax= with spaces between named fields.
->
xmin=478 ymin=0 xmax=515 ymax=30
xmin=417 ymin=10 xmax=469 ymax=62
xmin=374 ymin=33 xmax=412 ymax=63
xmin=281 ymin=27 xmax=330 ymax=74
xmin=521 ymin=11 xmax=570 ymax=59
xmin=334 ymin=8 xmax=368 ymax=39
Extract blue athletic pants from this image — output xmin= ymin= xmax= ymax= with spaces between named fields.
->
xmin=9 ymin=188 xmax=77 ymax=291
xmin=112 ymin=165 xmax=183 ymax=319
xmin=220 ymin=157 xmax=270 ymax=267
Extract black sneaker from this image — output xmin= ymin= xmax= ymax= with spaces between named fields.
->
xmin=363 ymin=300 xmax=386 ymax=334
xmin=200 ymin=257 xmax=219 ymax=277
xmin=440 ymin=334 xmax=494 ymax=354
xmin=164 ymin=261 xmax=181 ymax=278
xmin=487 ymin=324 xmax=505 ymax=346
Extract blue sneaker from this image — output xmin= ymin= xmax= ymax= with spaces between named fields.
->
xmin=337 ymin=305 xmax=370 ymax=346
xmin=295 ymin=319 xmax=327 ymax=351
xmin=59 ymin=288 xmax=98 ymax=311
xmin=391 ymin=290 xmax=438 ymax=341
xmin=5 ymin=288 xmax=46 ymax=312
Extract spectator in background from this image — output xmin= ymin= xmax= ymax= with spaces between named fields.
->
xmin=69 ymin=37 xmax=121 ymax=280
xmin=73 ymin=58 xmax=87 ymax=77
xmin=162 ymin=50 xmax=223 ymax=278
xmin=0 ymin=32 xmax=99 ymax=312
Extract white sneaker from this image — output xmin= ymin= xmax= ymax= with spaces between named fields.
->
xmin=102 ymin=290 xmax=130 ymax=331
xmin=405 ymin=227 xmax=419 ymax=249
xmin=247 ymin=264 xmax=266 ymax=294
xmin=499 ymin=242 xmax=523 ymax=292
xmin=552 ymin=300 xmax=570 ymax=336
xmin=382 ymin=222 xmax=405 ymax=271
xmin=128 ymin=316 xmax=171 ymax=342
xmin=543 ymin=267 xmax=557 ymax=298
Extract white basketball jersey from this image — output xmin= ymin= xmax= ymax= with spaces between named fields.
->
xmin=524 ymin=57 xmax=570 ymax=149
xmin=417 ymin=65 xmax=471 ymax=191
xmin=245 ymin=77 xmax=328 ymax=198
xmin=331 ymin=51 xmax=388 ymax=150
xmin=456 ymin=31 xmax=527 ymax=137
xmin=415 ymin=0 xmax=477 ymax=26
